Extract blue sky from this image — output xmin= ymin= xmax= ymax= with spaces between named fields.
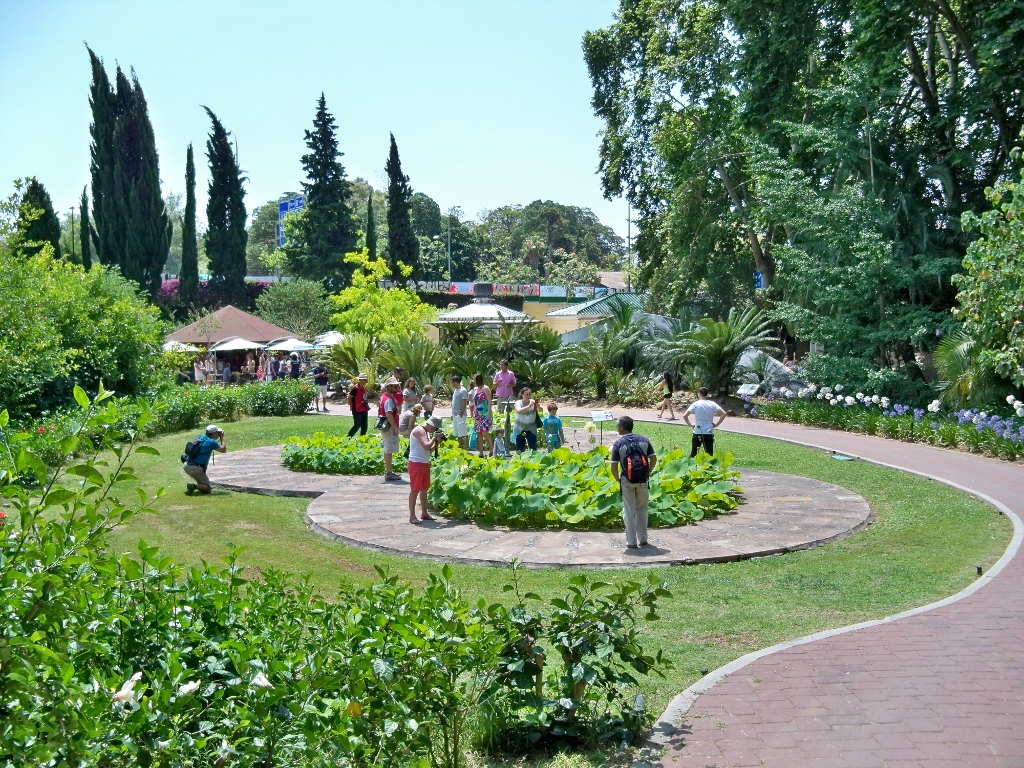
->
xmin=0 ymin=1 xmax=628 ymax=235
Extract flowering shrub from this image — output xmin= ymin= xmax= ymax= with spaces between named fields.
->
xmin=282 ymin=432 xmax=409 ymax=474
xmin=747 ymin=385 xmax=1024 ymax=461
xmin=426 ymin=444 xmax=742 ymax=529
xmin=0 ymin=392 xmax=670 ymax=765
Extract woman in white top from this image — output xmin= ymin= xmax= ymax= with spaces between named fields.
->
xmin=513 ymin=387 xmax=540 ymax=451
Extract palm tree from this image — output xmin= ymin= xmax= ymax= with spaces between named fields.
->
xmin=603 ymin=298 xmax=649 ymax=374
xmin=660 ymin=307 xmax=775 ymax=395
xmin=934 ymin=330 xmax=1006 ymax=407
xmin=551 ymin=329 xmax=628 ymax=399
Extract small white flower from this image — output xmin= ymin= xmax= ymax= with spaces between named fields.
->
xmin=835 ymin=384 xmax=844 ymax=392
xmin=817 ymin=392 xmax=825 ymax=400
xmin=808 ymin=384 xmax=818 ymax=392
xmin=1007 ymin=395 xmax=1017 ymax=405
xmin=979 ymin=412 xmax=988 ymax=419
xmin=880 ymin=397 xmax=890 ymax=408
xmin=845 ymin=396 xmax=855 ymax=405
xmin=829 ymin=398 xmax=839 ymax=406
xmin=251 ymin=672 xmax=274 ymax=689
xmin=158 ymin=740 xmax=171 ymax=750
xmin=177 ymin=680 xmax=201 ymax=697
xmin=927 ymin=400 xmax=941 ymax=413
xmin=821 ymin=388 xmax=832 ymax=396
xmin=1015 ymin=405 xmax=1024 ymax=417
xmin=856 ymin=392 xmax=864 ymax=400
xmin=113 ymin=672 xmax=143 ymax=703
xmin=871 ymin=395 xmax=880 ymax=404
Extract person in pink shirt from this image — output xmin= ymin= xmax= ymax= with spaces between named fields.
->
xmin=493 ymin=359 xmax=517 ymax=415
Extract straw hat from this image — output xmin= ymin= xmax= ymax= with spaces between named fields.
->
xmin=383 ymin=376 xmax=401 ymax=387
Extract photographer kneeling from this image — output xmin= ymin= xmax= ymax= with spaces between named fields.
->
xmin=408 ymin=416 xmax=444 ymax=524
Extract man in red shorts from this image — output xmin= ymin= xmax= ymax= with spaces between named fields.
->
xmin=408 ymin=416 xmax=443 ymax=524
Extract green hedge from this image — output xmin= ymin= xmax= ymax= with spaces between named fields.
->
xmin=427 ymin=445 xmax=742 ymax=530
xmin=282 ymin=432 xmax=409 ymax=474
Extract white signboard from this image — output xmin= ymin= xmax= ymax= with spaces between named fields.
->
xmin=736 ymin=383 xmax=760 ymax=396
xmin=591 ymin=410 xmax=615 ymax=422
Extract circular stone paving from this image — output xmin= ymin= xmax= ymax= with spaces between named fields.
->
xmin=207 ymin=446 xmax=872 ymax=569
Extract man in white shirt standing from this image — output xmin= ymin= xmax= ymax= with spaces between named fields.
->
xmin=449 ymin=375 xmax=470 ymax=449
xmin=682 ymin=387 xmax=727 ymax=457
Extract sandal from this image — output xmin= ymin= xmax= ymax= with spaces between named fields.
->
xmin=420 ymin=513 xmax=435 ymax=521
xmin=409 ymin=518 xmax=421 ymax=524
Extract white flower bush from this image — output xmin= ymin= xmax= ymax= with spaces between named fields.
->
xmin=927 ymin=400 xmax=942 ymax=413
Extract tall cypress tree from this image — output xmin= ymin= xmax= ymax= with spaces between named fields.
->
xmin=79 ymin=186 xmax=92 ymax=269
xmin=16 ymin=178 xmax=62 ymax=258
xmin=86 ymin=47 xmax=170 ymax=296
xmin=365 ymin=193 xmax=378 ymax=259
xmin=179 ymin=143 xmax=200 ymax=308
xmin=288 ymin=94 xmax=357 ymax=287
xmin=385 ymin=133 xmax=418 ymax=278
xmin=203 ymin=107 xmax=248 ymax=305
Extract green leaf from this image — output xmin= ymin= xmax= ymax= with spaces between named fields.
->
xmin=73 ymin=385 xmax=90 ymax=409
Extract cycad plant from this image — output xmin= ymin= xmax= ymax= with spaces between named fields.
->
xmin=377 ymin=335 xmax=451 ymax=385
xmin=439 ymin=320 xmax=483 ymax=351
xmin=474 ymin=319 xmax=540 ymax=363
xmin=934 ymin=329 xmax=1006 ymax=407
xmin=551 ymin=329 xmax=628 ymax=399
xmin=661 ymin=307 xmax=776 ymax=395
xmin=328 ymin=333 xmax=380 ymax=384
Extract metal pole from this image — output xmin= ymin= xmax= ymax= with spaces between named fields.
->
xmin=447 ymin=210 xmax=452 ymax=282
xmin=627 ymin=200 xmax=631 ymax=292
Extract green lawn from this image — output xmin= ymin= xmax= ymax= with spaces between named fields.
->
xmin=110 ymin=414 xmax=1011 ymax=726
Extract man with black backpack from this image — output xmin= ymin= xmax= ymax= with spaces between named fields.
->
xmin=610 ymin=416 xmax=657 ymax=549
xmin=181 ymin=424 xmax=226 ymax=496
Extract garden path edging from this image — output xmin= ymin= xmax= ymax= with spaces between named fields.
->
xmin=206 ymin=445 xmax=873 ymax=569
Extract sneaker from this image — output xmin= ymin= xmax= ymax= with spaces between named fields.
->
xmin=186 ymin=483 xmax=196 ymax=496
xmin=323 ymin=407 xmax=330 ymax=413
xmin=639 ymin=541 xmax=648 ymax=547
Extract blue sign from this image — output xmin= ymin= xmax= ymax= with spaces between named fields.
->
xmin=753 ymin=270 xmax=763 ymax=289
xmin=277 ymin=196 xmax=303 ymax=246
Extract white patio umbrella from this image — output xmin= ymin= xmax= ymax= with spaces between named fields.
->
xmin=267 ymin=338 xmax=316 ymax=352
xmin=314 ymin=330 xmax=345 ymax=347
xmin=208 ymin=337 xmax=264 ymax=352
xmin=162 ymin=340 xmax=199 ymax=352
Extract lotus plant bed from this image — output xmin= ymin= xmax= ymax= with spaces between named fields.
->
xmin=281 ymin=432 xmax=409 ymax=474
xmin=425 ymin=444 xmax=742 ymax=530
xmin=747 ymin=387 xmax=1024 ymax=461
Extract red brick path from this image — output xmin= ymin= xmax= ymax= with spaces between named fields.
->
xmin=593 ymin=413 xmax=1024 ymax=768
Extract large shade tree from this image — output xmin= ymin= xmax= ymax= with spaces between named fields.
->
xmin=584 ymin=0 xmax=1024 ymax=376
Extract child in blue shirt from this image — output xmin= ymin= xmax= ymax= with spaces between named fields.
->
xmin=543 ymin=403 xmax=565 ymax=451
xmin=492 ymin=426 xmax=511 ymax=459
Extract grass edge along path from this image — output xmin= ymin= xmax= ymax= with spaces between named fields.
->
xmin=108 ymin=415 xmax=1012 ymax=730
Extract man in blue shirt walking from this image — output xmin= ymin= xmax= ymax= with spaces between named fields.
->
xmin=183 ymin=424 xmax=227 ymax=495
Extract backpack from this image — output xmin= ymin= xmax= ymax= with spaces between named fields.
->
xmin=181 ymin=436 xmax=204 ymax=463
xmin=348 ymin=384 xmax=357 ymax=409
xmin=619 ymin=435 xmax=650 ymax=484
xmin=376 ymin=393 xmax=392 ymax=431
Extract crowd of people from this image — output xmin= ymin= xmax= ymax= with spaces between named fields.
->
xmin=182 ymin=356 xmax=730 ymax=549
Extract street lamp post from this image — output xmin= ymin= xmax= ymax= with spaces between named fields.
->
xmin=69 ymin=206 xmax=76 ymax=263
xmin=432 ymin=235 xmax=442 ymax=281
xmin=447 ymin=211 xmax=452 ymax=282
xmin=626 ymin=199 xmax=631 ymax=292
